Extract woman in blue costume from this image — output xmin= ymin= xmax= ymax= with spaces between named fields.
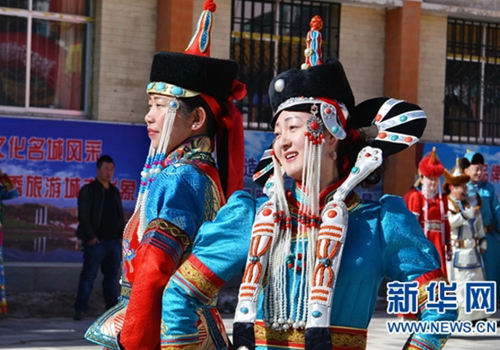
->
xmin=85 ymin=1 xmax=252 ymax=349
xmin=460 ymin=151 xmax=500 ymax=302
xmin=233 ymin=16 xmax=457 ymax=350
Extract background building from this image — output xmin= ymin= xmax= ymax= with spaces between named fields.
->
xmin=3 ymin=0 xmax=500 ymax=192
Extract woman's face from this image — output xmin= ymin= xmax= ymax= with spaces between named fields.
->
xmin=464 ymin=163 xmax=483 ymax=183
xmin=450 ymin=183 xmax=467 ymax=201
xmin=145 ymin=94 xmax=193 ymax=152
xmin=422 ymin=176 xmax=439 ymax=193
xmin=273 ymin=110 xmax=336 ymax=185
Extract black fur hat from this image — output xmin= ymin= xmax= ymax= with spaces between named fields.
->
xmin=268 ymin=57 xmax=355 ymax=125
xmin=149 ymin=52 xmax=238 ymax=102
xmin=460 ymin=151 xmax=484 ymax=170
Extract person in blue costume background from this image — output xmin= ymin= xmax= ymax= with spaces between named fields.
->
xmin=233 ymin=16 xmax=457 ymax=350
xmin=84 ymin=1 xmax=248 ymax=349
xmin=460 ymin=151 xmax=500 ymax=302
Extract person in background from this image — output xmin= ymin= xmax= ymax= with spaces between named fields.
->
xmin=460 ymin=151 xmax=500 ymax=303
xmin=404 ymin=147 xmax=452 ymax=278
xmin=74 ymin=155 xmax=125 ymax=321
xmin=444 ymin=159 xmax=487 ymax=322
xmin=233 ymin=16 xmax=457 ymax=350
xmin=0 ymin=166 xmax=20 ymax=314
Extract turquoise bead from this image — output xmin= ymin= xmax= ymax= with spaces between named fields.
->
xmin=241 ymin=307 xmax=249 ymax=314
xmin=391 ymin=135 xmax=399 ymax=141
xmin=400 ymin=115 xmax=408 ymax=122
xmin=312 ymin=311 xmax=322 ymax=318
xmin=171 ymin=86 xmax=184 ymax=96
xmin=155 ymin=82 xmax=166 ymax=91
xmin=147 ymin=82 xmax=154 ymax=90
xmin=351 ymin=166 xmax=359 ymax=174
xmin=332 ymin=126 xmax=339 ymax=134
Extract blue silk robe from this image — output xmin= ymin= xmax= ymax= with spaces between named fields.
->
xmin=467 ymin=180 xmax=500 ymax=299
xmin=239 ymin=182 xmax=458 ymax=350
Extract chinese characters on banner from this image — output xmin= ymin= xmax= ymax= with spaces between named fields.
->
xmin=0 ymin=136 xmax=137 ymax=201
xmin=0 ymin=116 xmax=150 ymax=262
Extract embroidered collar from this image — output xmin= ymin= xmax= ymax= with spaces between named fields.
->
xmin=163 ymin=135 xmax=213 ymax=167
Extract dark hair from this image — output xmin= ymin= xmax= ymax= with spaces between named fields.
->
xmin=443 ymin=183 xmax=451 ymax=195
xmin=178 ymin=96 xmax=227 ymax=139
xmin=97 ymin=155 xmax=114 ymax=169
xmin=459 ymin=158 xmax=470 ymax=171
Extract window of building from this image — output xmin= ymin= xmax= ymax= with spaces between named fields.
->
xmin=0 ymin=0 xmax=92 ymax=117
xmin=231 ymin=0 xmax=340 ymax=130
xmin=445 ymin=18 xmax=500 ymax=145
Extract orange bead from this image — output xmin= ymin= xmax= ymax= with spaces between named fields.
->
xmin=263 ymin=208 xmax=272 ymax=216
xmin=327 ymin=210 xmax=337 ymax=218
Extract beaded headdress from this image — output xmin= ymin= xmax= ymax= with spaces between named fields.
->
xmin=136 ymin=0 xmax=246 ymax=239
xmin=235 ymin=15 xmax=427 ymax=350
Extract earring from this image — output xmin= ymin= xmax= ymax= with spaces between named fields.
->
xmin=330 ymin=150 xmax=337 ymax=161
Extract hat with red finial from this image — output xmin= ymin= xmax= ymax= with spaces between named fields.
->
xmin=147 ymin=0 xmax=242 ymax=103
xmin=418 ymin=147 xmax=444 ymax=178
xmin=146 ymin=0 xmax=246 ymax=198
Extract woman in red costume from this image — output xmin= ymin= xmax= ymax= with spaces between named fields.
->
xmin=404 ymin=147 xmax=452 ymax=277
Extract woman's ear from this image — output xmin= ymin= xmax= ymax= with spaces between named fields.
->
xmin=325 ymin=133 xmax=337 ymax=148
xmin=190 ymin=107 xmax=207 ymax=131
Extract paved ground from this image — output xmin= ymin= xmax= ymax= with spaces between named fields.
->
xmin=0 ymin=309 xmax=499 ymax=349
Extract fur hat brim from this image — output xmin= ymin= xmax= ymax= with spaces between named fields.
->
xmin=149 ymin=52 xmax=238 ymax=102
xmin=443 ymin=168 xmax=470 ymax=187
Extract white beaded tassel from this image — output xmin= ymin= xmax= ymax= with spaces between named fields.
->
xmin=138 ymin=100 xmax=178 ymax=241
xmin=265 ymin=156 xmax=292 ymax=330
xmin=264 ymin=110 xmax=325 ymax=331
xmin=296 ymin=124 xmax=323 ymax=328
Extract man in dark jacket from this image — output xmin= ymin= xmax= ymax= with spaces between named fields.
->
xmin=74 ymin=155 xmax=125 ymax=320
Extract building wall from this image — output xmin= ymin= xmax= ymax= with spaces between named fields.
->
xmin=418 ymin=13 xmax=447 ymax=142
xmin=92 ymin=0 xmax=157 ymax=123
xmin=193 ymin=0 xmax=232 ymax=60
xmin=338 ymin=5 xmax=386 ymax=104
